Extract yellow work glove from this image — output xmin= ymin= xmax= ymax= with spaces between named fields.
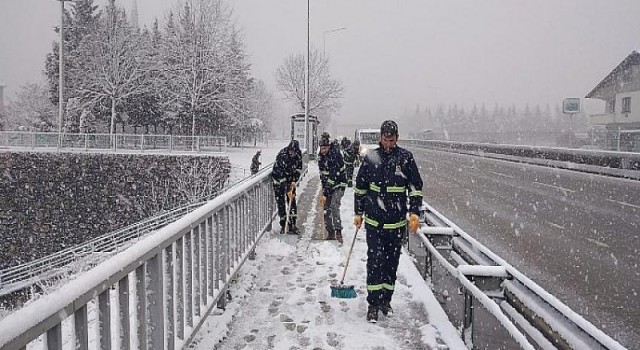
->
xmin=354 ymin=215 xmax=362 ymax=229
xmin=287 ymin=190 xmax=294 ymax=201
xmin=319 ymin=195 xmax=326 ymax=206
xmin=409 ymin=213 xmax=420 ymax=233
xmin=290 ymin=182 xmax=296 ymax=191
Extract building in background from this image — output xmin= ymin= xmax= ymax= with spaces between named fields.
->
xmin=586 ymin=50 xmax=640 ymax=151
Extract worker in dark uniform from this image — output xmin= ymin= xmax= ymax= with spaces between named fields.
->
xmin=272 ymin=140 xmax=303 ymax=234
xmin=319 ymin=132 xmax=347 ymax=243
xmin=353 ymin=120 xmax=423 ymax=323
xmin=352 ymin=139 xmax=361 ymax=167
xmin=250 ymin=150 xmax=261 ymax=175
xmin=342 ymin=139 xmax=357 ymax=187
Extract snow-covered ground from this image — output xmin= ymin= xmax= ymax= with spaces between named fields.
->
xmin=188 ymin=142 xmax=466 ymax=350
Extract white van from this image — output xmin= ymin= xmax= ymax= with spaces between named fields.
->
xmin=354 ymin=128 xmax=380 ymax=155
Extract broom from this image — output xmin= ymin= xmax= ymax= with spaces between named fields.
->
xmin=330 ymin=227 xmax=359 ymax=298
xmin=283 ymin=186 xmax=294 ymax=234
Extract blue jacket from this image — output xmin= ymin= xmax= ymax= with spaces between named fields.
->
xmin=354 ymin=144 xmax=423 ymax=229
xmin=272 ymin=141 xmax=302 ymax=185
xmin=321 ymin=143 xmax=347 ymax=197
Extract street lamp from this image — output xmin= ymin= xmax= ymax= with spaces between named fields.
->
xmin=58 ymin=0 xmax=73 ymax=145
xmin=323 ymin=27 xmax=347 ymax=55
xmin=304 ymin=0 xmax=310 ymax=155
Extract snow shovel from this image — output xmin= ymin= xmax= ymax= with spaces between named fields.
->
xmin=330 ymin=227 xmax=359 ymax=299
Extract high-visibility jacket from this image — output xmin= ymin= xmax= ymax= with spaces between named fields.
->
xmin=271 ymin=144 xmax=302 ymax=185
xmin=321 ymin=143 xmax=347 ymax=197
xmin=354 ymin=144 xmax=423 ymax=229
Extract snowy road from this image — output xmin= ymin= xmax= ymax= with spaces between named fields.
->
xmin=413 ymin=146 xmax=640 ymax=348
xmin=188 ymin=163 xmax=465 ymax=350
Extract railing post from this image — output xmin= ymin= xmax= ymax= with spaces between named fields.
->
xmin=147 ymin=254 xmax=164 ymax=349
xmin=463 ymin=280 xmax=474 ymax=346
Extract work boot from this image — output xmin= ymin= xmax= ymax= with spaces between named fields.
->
xmin=325 ymin=230 xmax=335 ymax=240
xmin=380 ymin=302 xmax=393 ymax=317
xmin=366 ymin=305 xmax=378 ymax=323
xmin=288 ymin=225 xmax=300 ymax=235
xmin=335 ymin=230 xmax=343 ymax=244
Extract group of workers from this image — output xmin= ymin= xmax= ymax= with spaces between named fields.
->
xmin=252 ymin=119 xmax=424 ymax=323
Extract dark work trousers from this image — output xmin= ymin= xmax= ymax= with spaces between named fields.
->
xmin=324 ymin=188 xmax=344 ymax=233
xmin=273 ymin=182 xmax=297 ymax=228
xmin=344 ymin=165 xmax=355 ymax=187
xmin=365 ymin=225 xmax=403 ymax=307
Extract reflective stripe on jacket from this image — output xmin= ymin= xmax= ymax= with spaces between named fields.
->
xmin=354 ymin=144 xmax=423 ymax=229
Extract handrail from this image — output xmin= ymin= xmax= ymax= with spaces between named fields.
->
xmin=0 ymin=166 xmax=277 ymax=350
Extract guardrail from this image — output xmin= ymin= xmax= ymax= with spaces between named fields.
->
xmin=403 ymin=139 xmax=640 ymax=180
xmin=405 ymin=203 xmax=625 ymax=349
xmin=0 ymin=166 xmax=277 ymax=350
xmin=0 ymin=131 xmax=227 ymax=154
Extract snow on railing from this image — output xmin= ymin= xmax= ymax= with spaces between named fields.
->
xmin=408 ymin=203 xmax=626 ymax=350
xmin=0 ymin=166 xmax=277 ymax=350
xmin=0 ymin=131 xmax=227 ymax=154
xmin=0 ymin=201 xmax=206 ymax=296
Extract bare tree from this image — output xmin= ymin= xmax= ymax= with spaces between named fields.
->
xmin=161 ymin=0 xmax=249 ymax=137
xmin=73 ymin=1 xmax=151 ymax=136
xmin=276 ymin=48 xmax=344 ymax=116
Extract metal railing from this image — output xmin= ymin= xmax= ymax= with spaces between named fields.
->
xmin=406 ymin=203 xmax=626 ymax=349
xmin=0 ymin=201 xmax=207 ymax=296
xmin=0 ymin=132 xmax=227 ymax=154
xmin=0 ymin=166 xmax=276 ymax=350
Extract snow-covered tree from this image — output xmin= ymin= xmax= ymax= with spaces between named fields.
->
xmin=73 ymin=0 xmax=151 ymax=135
xmin=3 ymin=84 xmax=56 ymax=131
xmin=160 ymin=0 xmax=248 ymax=137
xmin=44 ymin=0 xmax=101 ymax=107
xmin=276 ymin=48 xmax=344 ymax=116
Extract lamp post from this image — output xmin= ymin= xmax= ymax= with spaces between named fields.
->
xmin=323 ymin=27 xmax=347 ymax=55
xmin=58 ymin=0 xmax=72 ymax=146
xmin=304 ymin=0 xmax=310 ymax=155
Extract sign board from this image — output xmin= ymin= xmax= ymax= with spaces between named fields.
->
xmin=563 ymin=98 xmax=581 ymax=114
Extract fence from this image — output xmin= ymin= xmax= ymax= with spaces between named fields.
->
xmin=0 ymin=166 xmax=276 ymax=350
xmin=0 ymin=132 xmax=227 ymax=154
xmin=405 ymin=203 xmax=625 ymax=349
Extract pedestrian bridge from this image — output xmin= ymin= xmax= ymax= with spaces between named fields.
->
xmin=0 ymin=163 xmax=627 ymax=350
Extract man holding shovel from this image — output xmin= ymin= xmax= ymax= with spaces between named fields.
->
xmin=318 ymin=133 xmax=347 ymax=243
xmin=272 ymin=140 xmax=302 ymax=234
xmin=353 ymin=120 xmax=424 ymax=323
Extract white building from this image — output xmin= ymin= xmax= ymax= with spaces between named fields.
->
xmin=585 ymin=50 xmax=640 ymax=151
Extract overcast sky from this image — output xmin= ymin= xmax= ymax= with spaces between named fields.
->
xmin=1 ymin=0 xmax=639 ymax=124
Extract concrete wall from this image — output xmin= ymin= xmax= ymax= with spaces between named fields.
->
xmin=0 ymin=152 xmax=230 ymax=269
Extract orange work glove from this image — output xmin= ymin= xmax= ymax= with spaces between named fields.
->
xmin=319 ymin=195 xmax=326 ymax=206
xmin=354 ymin=215 xmax=362 ymax=229
xmin=408 ymin=213 xmax=420 ymax=233
xmin=290 ymin=182 xmax=296 ymax=191
xmin=287 ymin=190 xmax=294 ymax=201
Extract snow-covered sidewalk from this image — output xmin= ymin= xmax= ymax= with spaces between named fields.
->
xmin=188 ymin=162 xmax=466 ymax=350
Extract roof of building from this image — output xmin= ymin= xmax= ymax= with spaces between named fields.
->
xmin=585 ymin=50 xmax=640 ymax=99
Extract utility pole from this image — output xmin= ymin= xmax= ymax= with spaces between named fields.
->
xmin=304 ymin=0 xmax=310 ymax=155
xmin=58 ymin=0 xmax=67 ymax=144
